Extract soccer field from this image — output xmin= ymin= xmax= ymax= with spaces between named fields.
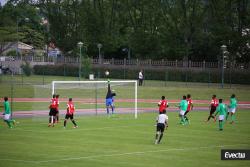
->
xmin=1 ymin=75 xmax=250 ymax=166
xmin=0 ymin=110 xmax=249 ymax=167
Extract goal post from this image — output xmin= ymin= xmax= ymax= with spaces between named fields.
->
xmin=52 ymin=80 xmax=138 ymax=119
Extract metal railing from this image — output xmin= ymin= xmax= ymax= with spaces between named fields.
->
xmin=3 ymin=55 xmax=249 ymax=70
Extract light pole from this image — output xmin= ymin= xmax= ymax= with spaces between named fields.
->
xmin=16 ymin=17 xmax=29 ymax=61
xmin=221 ymin=44 xmax=227 ymax=88
xmin=78 ymin=42 xmax=83 ymax=80
xmin=97 ymin=43 xmax=102 ymax=64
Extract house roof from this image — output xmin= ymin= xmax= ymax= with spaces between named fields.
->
xmin=16 ymin=41 xmax=34 ymax=50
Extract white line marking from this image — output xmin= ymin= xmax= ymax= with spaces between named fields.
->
xmin=0 ymin=144 xmax=248 ymax=164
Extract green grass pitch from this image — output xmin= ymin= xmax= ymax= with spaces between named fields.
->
xmin=0 ymin=75 xmax=250 ymax=166
xmin=0 ymin=110 xmax=249 ymax=167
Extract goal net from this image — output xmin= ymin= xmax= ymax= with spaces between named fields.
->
xmin=50 ymin=80 xmax=138 ymax=119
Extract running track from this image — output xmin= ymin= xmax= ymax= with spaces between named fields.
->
xmin=5 ymin=98 xmax=250 ymax=118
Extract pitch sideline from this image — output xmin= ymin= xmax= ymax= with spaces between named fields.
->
xmin=0 ymin=143 xmax=248 ymax=164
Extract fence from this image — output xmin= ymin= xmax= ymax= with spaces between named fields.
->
xmin=8 ymin=55 xmax=250 ymax=70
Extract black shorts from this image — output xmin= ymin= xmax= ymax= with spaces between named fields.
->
xmin=49 ymin=108 xmax=57 ymax=116
xmin=65 ymin=114 xmax=74 ymax=120
xmin=156 ymin=123 xmax=165 ymax=132
xmin=210 ymin=106 xmax=217 ymax=115
xmin=55 ymin=110 xmax=59 ymax=114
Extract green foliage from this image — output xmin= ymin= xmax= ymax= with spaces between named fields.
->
xmin=20 ymin=61 xmax=32 ymax=76
xmin=33 ymin=64 xmax=250 ymax=84
xmin=0 ymin=1 xmax=249 ymax=62
xmin=81 ymin=57 xmax=92 ymax=78
xmin=6 ymin=50 xmax=18 ymax=57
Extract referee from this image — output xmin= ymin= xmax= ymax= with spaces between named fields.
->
xmin=155 ymin=110 xmax=168 ymax=144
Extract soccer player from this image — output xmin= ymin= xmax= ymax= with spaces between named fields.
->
xmin=158 ymin=96 xmax=169 ymax=114
xmin=105 ymin=80 xmax=116 ymax=116
xmin=64 ymin=98 xmax=78 ymax=128
xmin=184 ymin=94 xmax=193 ymax=123
xmin=2 ymin=97 xmax=16 ymax=128
xmin=55 ymin=94 xmax=60 ymax=123
xmin=207 ymin=95 xmax=218 ymax=122
xmin=48 ymin=94 xmax=57 ymax=127
xmin=226 ymin=94 xmax=238 ymax=124
xmin=155 ymin=109 xmax=168 ymax=144
xmin=179 ymin=95 xmax=188 ymax=125
xmin=215 ymin=99 xmax=227 ymax=131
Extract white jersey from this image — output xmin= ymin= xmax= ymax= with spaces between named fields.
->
xmin=139 ymin=72 xmax=143 ymax=79
xmin=156 ymin=114 xmax=168 ymax=124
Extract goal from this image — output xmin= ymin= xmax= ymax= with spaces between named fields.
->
xmin=51 ymin=80 xmax=138 ymax=118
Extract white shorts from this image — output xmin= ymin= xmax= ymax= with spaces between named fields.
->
xmin=219 ymin=115 xmax=224 ymax=121
xmin=179 ymin=110 xmax=185 ymax=116
xmin=229 ymin=108 xmax=236 ymax=113
xmin=4 ymin=114 xmax=11 ymax=120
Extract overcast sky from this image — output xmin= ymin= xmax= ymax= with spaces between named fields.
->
xmin=0 ymin=0 xmax=6 ymax=6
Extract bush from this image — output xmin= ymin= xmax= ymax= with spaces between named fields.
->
xmin=21 ymin=61 xmax=32 ymax=76
xmin=33 ymin=64 xmax=250 ymax=84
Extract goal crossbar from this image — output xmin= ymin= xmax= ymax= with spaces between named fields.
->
xmin=52 ymin=80 xmax=138 ymax=119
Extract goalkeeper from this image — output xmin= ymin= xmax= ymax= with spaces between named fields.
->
xmin=105 ymin=80 xmax=116 ymax=116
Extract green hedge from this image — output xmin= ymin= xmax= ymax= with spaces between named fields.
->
xmin=33 ymin=64 xmax=250 ymax=84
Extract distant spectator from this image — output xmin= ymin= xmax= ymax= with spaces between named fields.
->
xmin=138 ymin=70 xmax=143 ymax=86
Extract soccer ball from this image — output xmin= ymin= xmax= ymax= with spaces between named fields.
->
xmin=105 ymin=71 xmax=109 ymax=76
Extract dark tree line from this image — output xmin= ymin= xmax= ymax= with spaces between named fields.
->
xmin=0 ymin=0 xmax=249 ymax=62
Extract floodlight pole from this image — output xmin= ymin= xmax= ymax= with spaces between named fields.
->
xmin=221 ymin=45 xmax=227 ymax=89
xmin=97 ymin=43 xmax=102 ymax=64
xmin=78 ymin=42 xmax=83 ymax=80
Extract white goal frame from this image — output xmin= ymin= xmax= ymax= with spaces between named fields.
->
xmin=52 ymin=80 xmax=138 ymax=119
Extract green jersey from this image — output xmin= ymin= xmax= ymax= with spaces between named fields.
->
xmin=4 ymin=101 xmax=11 ymax=114
xmin=180 ymin=99 xmax=188 ymax=111
xmin=216 ymin=103 xmax=227 ymax=116
xmin=229 ymin=98 xmax=237 ymax=108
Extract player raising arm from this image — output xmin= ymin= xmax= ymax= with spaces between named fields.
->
xmin=64 ymin=98 xmax=78 ymax=128
xmin=155 ymin=110 xmax=168 ymax=144
xmin=105 ymin=80 xmax=116 ymax=116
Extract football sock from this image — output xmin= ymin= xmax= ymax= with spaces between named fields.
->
xmin=106 ymin=108 xmax=109 ymax=114
xmin=231 ymin=115 xmax=235 ymax=122
xmin=72 ymin=120 xmax=77 ymax=126
xmin=49 ymin=117 xmax=51 ymax=123
xmin=159 ymin=133 xmax=164 ymax=143
xmin=155 ymin=134 xmax=158 ymax=140
xmin=181 ymin=116 xmax=185 ymax=124
xmin=219 ymin=121 xmax=223 ymax=130
xmin=111 ymin=106 xmax=114 ymax=114
xmin=4 ymin=120 xmax=12 ymax=128
xmin=9 ymin=119 xmax=15 ymax=126
xmin=226 ymin=113 xmax=229 ymax=120
xmin=64 ymin=120 xmax=67 ymax=127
